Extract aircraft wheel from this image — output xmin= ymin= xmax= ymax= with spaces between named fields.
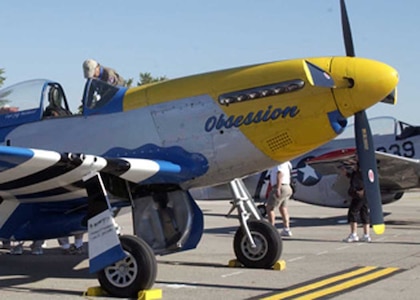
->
xmin=97 ymin=235 xmax=157 ymax=298
xmin=233 ymin=220 xmax=282 ymax=269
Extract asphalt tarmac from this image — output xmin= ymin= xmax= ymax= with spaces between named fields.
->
xmin=1 ymin=191 xmax=420 ymax=299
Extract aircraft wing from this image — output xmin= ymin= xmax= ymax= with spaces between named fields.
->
xmin=307 ymin=148 xmax=420 ymax=191
xmin=0 ymin=145 xmax=191 ymax=201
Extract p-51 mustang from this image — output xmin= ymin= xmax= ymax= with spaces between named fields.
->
xmin=192 ymin=116 xmax=419 ymax=209
xmin=0 ymin=1 xmax=398 ymax=298
xmin=293 ymin=116 xmax=420 ymax=207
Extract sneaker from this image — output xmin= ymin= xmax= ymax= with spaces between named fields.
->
xmin=1 ymin=241 xmax=11 ymax=250
xmin=68 ymin=245 xmax=83 ymax=255
xmin=280 ymin=228 xmax=293 ymax=237
xmin=360 ymin=235 xmax=371 ymax=243
xmin=10 ymin=244 xmax=23 ymax=255
xmin=343 ymin=234 xmax=359 ymax=243
xmin=31 ymin=246 xmax=43 ymax=255
xmin=29 ymin=240 xmax=45 ymax=255
xmin=30 ymin=240 xmax=46 ymax=250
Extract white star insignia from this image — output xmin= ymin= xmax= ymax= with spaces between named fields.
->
xmin=299 ymin=164 xmax=319 ymax=182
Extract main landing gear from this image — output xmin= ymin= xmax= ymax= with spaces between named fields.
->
xmin=97 ymin=235 xmax=157 ymax=298
xmin=227 ymin=178 xmax=282 ymax=268
xmin=84 ymin=173 xmax=158 ymax=299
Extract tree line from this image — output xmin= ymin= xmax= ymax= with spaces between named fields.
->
xmin=0 ymin=68 xmax=5 ymax=88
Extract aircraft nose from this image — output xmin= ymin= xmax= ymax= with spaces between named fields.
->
xmin=332 ymin=57 xmax=399 ymax=118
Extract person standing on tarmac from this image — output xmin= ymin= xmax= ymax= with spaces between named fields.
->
xmin=265 ymin=161 xmax=293 ymax=237
xmin=342 ymin=162 xmax=372 ymax=243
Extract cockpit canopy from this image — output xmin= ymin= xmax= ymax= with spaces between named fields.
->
xmin=0 ymin=79 xmax=71 ymax=127
xmin=82 ymin=78 xmax=126 ymax=115
xmin=0 ymin=78 xmax=127 ymax=128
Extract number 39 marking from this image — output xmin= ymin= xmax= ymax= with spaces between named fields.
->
xmin=376 ymin=141 xmax=415 ymax=158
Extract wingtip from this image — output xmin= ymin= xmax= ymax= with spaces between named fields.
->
xmin=373 ymin=224 xmax=385 ymax=235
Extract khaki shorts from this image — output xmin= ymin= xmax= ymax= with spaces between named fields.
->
xmin=266 ymin=184 xmax=293 ymax=209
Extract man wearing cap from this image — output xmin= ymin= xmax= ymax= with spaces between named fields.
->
xmin=83 ymin=59 xmax=125 ymax=86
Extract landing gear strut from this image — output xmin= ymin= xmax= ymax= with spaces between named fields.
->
xmin=84 ymin=172 xmax=158 ymax=298
xmin=228 ymin=178 xmax=282 ymax=268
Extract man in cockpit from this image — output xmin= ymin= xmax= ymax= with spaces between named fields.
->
xmin=83 ymin=59 xmax=125 ymax=86
xmin=43 ymin=86 xmax=72 ymax=118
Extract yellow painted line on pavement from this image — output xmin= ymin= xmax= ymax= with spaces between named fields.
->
xmin=294 ymin=267 xmax=400 ymax=300
xmin=260 ymin=266 xmax=402 ymax=300
xmin=261 ymin=266 xmax=376 ymax=300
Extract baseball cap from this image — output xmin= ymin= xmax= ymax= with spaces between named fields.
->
xmin=83 ymin=59 xmax=99 ymax=78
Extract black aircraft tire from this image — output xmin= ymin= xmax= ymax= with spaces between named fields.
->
xmin=97 ymin=235 xmax=157 ymax=298
xmin=233 ymin=220 xmax=282 ymax=269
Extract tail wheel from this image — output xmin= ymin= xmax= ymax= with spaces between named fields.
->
xmin=233 ymin=220 xmax=282 ymax=269
xmin=97 ymin=235 xmax=157 ymax=298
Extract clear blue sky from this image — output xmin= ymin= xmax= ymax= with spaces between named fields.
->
xmin=1 ymin=0 xmax=418 ymax=123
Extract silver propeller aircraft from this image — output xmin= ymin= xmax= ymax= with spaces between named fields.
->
xmin=0 ymin=1 xmax=397 ymax=298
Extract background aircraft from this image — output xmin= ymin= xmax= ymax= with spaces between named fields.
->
xmin=294 ymin=116 xmax=420 ymax=207
xmin=191 ymin=116 xmax=419 ymax=209
xmin=0 ymin=1 xmax=398 ymax=298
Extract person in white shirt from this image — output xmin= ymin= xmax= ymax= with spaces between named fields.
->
xmin=265 ymin=161 xmax=293 ymax=236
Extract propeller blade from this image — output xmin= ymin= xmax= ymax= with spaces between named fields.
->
xmin=340 ymin=0 xmax=355 ymax=57
xmin=354 ymin=110 xmax=385 ymax=234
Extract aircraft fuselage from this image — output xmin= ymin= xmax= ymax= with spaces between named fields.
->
xmin=2 ymin=57 xmax=398 ymax=190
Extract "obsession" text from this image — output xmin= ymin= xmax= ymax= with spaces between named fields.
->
xmin=205 ymin=105 xmax=300 ymax=132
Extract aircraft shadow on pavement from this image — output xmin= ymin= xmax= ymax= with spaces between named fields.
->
xmin=203 ymin=212 xmax=395 ymax=234
xmin=155 ymin=280 xmax=279 ymax=294
xmin=385 ymin=219 xmax=420 ymax=228
xmin=203 ymin=215 xmax=350 ymax=235
xmin=158 ymin=259 xmax=227 ymax=268
xmin=0 ymin=244 xmax=93 ymax=296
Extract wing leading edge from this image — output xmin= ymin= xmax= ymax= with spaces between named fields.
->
xmin=0 ymin=145 xmax=189 ymax=202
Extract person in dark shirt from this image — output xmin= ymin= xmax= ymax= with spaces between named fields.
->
xmin=43 ymin=86 xmax=72 ymax=118
xmin=342 ymin=163 xmax=371 ymax=243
